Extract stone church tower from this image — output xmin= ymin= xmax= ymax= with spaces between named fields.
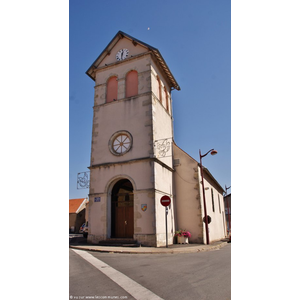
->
xmin=86 ymin=31 xmax=180 ymax=247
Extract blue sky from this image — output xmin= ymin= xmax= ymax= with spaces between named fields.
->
xmin=69 ymin=0 xmax=231 ymax=199
xmin=2 ymin=1 xmax=300 ymax=297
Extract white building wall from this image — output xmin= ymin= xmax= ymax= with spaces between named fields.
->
xmin=88 ymin=160 xmax=157 ymax=245
xmin=200 ymin=176 xmax=226 ymax=243
xmin=150 ymin=59 xmax=175 ymax=247
xmin=174 ymin=144 xmax=226 ymax=244
xmin=154 ymin=162 xmax=174 ymax=247
xmin=86 ymin=33 xmax=227 ymax=247
xmin=173 ymin=144 xmax=203 ymax=243
xmin=88 ymin=37 xmax=176 ymax=247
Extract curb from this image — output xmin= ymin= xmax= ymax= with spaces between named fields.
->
xmin=69 ymin=241 xmax=227 ymax=254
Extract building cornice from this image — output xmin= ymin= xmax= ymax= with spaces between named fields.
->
xmin=92 ymin=51 xmax=152 ymax=75
xmin=203 ymin=167 xmax=225 ymax=194
xmin=89 ymin=156 xmax=174 ymax=172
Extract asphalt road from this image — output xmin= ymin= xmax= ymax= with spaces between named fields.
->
xmin=70 ymin=244 xmax=231 ymax=300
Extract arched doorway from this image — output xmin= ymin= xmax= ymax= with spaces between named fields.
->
xmin=111 ymin=179 xmax=134 ymax=238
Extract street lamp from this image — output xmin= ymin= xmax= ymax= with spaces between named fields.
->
xmin=199 ymin=148 xmax=217 ymax=245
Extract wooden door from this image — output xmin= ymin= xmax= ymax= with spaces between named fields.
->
xmin=114 ymin=201 xmax=133 ymax=238
xmin=111 ymin=181 xmax=134 ymax=238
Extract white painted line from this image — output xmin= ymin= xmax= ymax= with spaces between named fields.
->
xmin=72 ymin=249 xmax=164 ymax=300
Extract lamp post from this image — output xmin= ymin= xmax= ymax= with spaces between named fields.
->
xmin=199 ymin=148 xmax=217 ymax=245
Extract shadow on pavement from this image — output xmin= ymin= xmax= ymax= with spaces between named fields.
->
xmin=69 ymin=235 xmax=88 ymax=246
xmin=69 ymin=235 xmax=229 ymax=247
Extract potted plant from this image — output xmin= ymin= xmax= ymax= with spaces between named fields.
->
xmin=175 ymin=230 xmax=191 ymax=244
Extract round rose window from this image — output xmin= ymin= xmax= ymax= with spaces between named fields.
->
xmin=109 ymin=131 xmax=132 ymax=156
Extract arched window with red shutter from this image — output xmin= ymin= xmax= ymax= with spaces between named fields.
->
xmin=126 ymin=70 xmax=138 ymax=98
xmin=106 ymin=76 xmax=118 ymax=103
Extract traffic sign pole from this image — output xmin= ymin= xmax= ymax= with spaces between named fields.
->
xmin=165 ymin=207 xmax=168 ymax=248
xmin=160 ymin=195 xmax=171 ymax=248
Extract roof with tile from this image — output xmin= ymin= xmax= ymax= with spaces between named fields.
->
xmin=86 ymin=31 xmax=180 ymax=91
xmin=69 ymin=198 xmax=86 ymax=214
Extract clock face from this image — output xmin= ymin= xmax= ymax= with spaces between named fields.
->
xmin=116 ymin=48 xmax=129 ymax=61
xmin=109 ymin=131 xmax=133 ymax=155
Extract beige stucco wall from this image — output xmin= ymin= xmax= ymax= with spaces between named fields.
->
xmin=173 ymin=144 xmax=204 ymax=243
xmin=88 ymin=41 xmax=176 ymax=246
xmin=85 ymin=201 xmax=89 ymax=223
xmin=91 ymin=48 xmax=154 ymax=167
xmin=150 ymin=62 xmax=172 ymax=116
xmin=98 ymin=37 xmax=149 ymax=68
xmin=87 ymin=33 xmax=228 ymax=247
xmin=88 ymin=163 xmax=175 ymax=247
xmin=69 ymin=210 xmax=86 ymax=233
xmin=150 ymin=62 xmax=173 ymax=169
xmin=94 ymin=56 xmax=152 ymax=105
xmin=91 ymin=94 xmax=153 ymax=166
xmin=153 ymin=162 xmax=175 ymax=247
xmin=200 ymin=173 xmax=227 ymax=242
xmin=173 ymin=144 xmax=226 ymax=244
xmin=150 ymin=61 xmax=174 ymax=246
xmin=69 ymin=213 xmax=77 ymax=232
xmin=88 ymin=159 xmax=156 ymax=244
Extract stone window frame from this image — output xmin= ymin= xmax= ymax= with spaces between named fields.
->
xmin=108 ymin=130 xmax=133 ymax=156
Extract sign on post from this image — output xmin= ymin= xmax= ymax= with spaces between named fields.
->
xmin=160 ymin=195 xmax=171 ymax=248
xmin=160 ymin=195 xmax=171 ymax=207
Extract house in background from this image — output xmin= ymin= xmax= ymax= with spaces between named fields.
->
xmin=69 ymin=198 xmax=88 ymax=233
xmin=224 ymin=193 xmax=231 ymax=235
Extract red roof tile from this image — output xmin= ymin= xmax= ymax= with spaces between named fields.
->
xmin=69 ymin=198 xmax=86 ymax=213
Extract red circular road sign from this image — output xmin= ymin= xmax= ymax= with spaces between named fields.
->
xmin=160 ymin=195 xmax=171 ymax=207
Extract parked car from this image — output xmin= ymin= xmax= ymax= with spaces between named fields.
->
xmin=83 ymin=222 xmax=88 ymax=238
xmin=79 ymin=223 xmax=86 ymax=233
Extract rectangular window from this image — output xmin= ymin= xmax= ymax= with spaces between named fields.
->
xmin=211 ymin=188 xmax=215 ymax=212
xmin=218 ymin=194 xmax=221 ymax=213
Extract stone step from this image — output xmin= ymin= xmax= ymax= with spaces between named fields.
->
xmin=98 ymin=238 xmax=140 ymax=247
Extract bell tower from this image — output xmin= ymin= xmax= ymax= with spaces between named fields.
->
xmin=86 ymin=31 xmax=180 ymax=247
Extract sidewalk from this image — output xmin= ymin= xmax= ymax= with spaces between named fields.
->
xmin=69 ymin=239 xmax=229 ymax=254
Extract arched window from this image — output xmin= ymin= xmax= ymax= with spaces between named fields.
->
xmin=211 ymin=188 xmax=215 ymax=212
xmin=106 ymin=76 xmax=118 ymax=103
xmin=164 ymin=86 xmax=169 ymax=113
xmin=126 ymin=70 xmax=138 ymax=98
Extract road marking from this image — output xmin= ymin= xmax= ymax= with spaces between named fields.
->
xmin=72 ymin=249 xmax=163 ymax=300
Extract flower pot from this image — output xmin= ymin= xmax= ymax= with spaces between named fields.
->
xmin=177 ymin=236 xmax=189 ymax=244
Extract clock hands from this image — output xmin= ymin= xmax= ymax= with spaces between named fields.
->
xmin=116 ymin=49 xmax=129 ymax=61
